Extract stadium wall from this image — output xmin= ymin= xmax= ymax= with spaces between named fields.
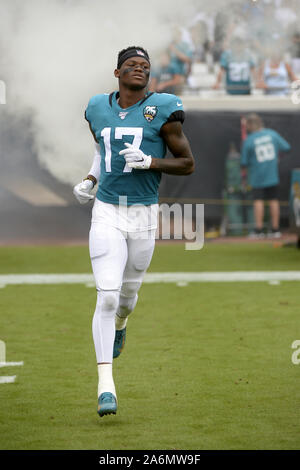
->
xmin=159 ymin=106 xmax=300 ymax=229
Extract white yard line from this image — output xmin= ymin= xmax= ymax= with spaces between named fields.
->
xmin=0 ymin=362 xmax=24 ymax=368
xmin=0 ymin=376 xmax=17 ymax=384
xmin=0 ymin=272 xmax=300 ymax=287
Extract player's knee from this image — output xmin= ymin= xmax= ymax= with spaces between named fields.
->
xmin=121 ymin=282 xmax=141 ymax=298
xmin=97 ymin=289 xmax=119 ymax=313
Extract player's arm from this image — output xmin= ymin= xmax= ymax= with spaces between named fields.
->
xmin=250 ymin=64 xmax=257 ymax=84
xmin=119 ymin=100 xmax=194 ymax=175
xmin=73 ymin=142 xmax=101 ymax=204
xmin=285 ymin=62 xmax=298 ymax=83
xmin=212 ymin=67 xmax=225 ymax=89
xmin=255 ymin=63 xmax=267 ymax=89
xmin=119 ymin=121 xmax=194 ymax=175
xmin=151 ymin=121 xmax=194 ymax=175
xmin=213 ymin=51 xmax=227 ymax=90
xmin=274 ymin=132 xmax=291 ymax=153
xmin=81 ymin=112 xmax=101 ymax=185
xmin=86 ymin=143 xmax=101 ymax=184
xmin=169 ymin=43 xmax=192 ymax=65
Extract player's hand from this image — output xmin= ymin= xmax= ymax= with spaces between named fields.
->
xmin=119 ymin=143 xmax=152 ymax=170
xmin=73 ymin=179 xmax=94 ymax=204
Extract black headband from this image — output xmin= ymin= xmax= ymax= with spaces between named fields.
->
xmin=117 ymin=49 xmax=150 ymax=69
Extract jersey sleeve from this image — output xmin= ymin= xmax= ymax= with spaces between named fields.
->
xmin=85 ymin=95 xmax=97 ymax=123
xmin=85 ymin=94 xmax=105 ymax=123
xmin=166 ymin=110 xmax=185 ymax=124
xmin=159 ymin=94 xmax=185 ymax=128
xmin=85 ymin=94 xmax=104 ymax=142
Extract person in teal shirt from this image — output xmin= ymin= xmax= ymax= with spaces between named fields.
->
xmin=241 ymin=113 xmax=291 ymax=238
xmin=168 ymin=26 xmax=194 ymax=83
xmin=213 ymin=38 xmax=256 ymax=95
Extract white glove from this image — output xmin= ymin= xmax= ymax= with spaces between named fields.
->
xmin=73 ymin=179 xmax=94 ymax=204
xmin=119 ymin=143 xmax=152 ymax=169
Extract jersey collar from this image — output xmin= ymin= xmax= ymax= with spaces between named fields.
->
xmin=109 ymin=91 xmax=154 ymax=111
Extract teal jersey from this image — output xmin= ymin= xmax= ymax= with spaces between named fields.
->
xmin=241 ymin=128 xmax=291 ymax=188
xmin=85 ymin=91 xmax=184 ymax=205
xmin=220 ymin=50 xmax=255 ymax=95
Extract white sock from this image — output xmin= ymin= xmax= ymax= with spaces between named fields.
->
xmin=115 ymin=313 xmax=128 ymax=331
xmin=97 ymin=363 xmax=116 ymax=399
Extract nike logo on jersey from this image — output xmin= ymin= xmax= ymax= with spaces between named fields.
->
xmin=177 ymin=102 xmax=182 ymax=107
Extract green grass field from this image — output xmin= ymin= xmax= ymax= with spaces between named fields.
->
xmin=0 ymin=242 xmax=300 ymax=450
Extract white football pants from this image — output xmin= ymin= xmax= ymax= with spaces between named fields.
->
xmin=89 ymin=223 xmax=155 ymax=363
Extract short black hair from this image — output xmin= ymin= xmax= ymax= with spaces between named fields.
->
xmin=245 ymin=113 xmax=264 ymax=127
xmin=117 ymin=46 xmax=150 ymax=68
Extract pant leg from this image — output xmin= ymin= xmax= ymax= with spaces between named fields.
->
xmin=89 ymin=223 xmax=128 ymax=363
xmin=117 ymin=229 xmax=156 ymax=320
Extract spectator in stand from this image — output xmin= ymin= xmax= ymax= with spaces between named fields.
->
xmin=241 ymin=113 xmax=291 ymax=239
xmin=149 ymin=51 xmax=184 ymax=95
xmin=168 ymin=26 xmax=194 ymax=85
xmin=213 ymin=37 xmax=256 ymax=95
xmin=256 ymin=49 xmax=298 ymax=95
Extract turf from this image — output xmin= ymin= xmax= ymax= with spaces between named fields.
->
xmin=0 ymin=241 xmax=300 ymax=273
xmin=0 ymin=243 xmax=300 ymax=449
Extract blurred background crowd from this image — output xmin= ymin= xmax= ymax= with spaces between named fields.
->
xmin=149 ymin=0 xmax=300 ymax=96
xmin=0 ymin=0 xmax=300 ymax=245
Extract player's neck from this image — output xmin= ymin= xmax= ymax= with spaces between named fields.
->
xmin=118 ymin=86 xmax=147 ymax=109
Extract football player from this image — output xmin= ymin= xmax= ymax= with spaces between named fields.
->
xmin=73 ymin=46 xmax=194 ymax=417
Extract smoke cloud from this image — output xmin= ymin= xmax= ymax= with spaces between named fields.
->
xmin=0 ymin=0 xmax=198 ymax=184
